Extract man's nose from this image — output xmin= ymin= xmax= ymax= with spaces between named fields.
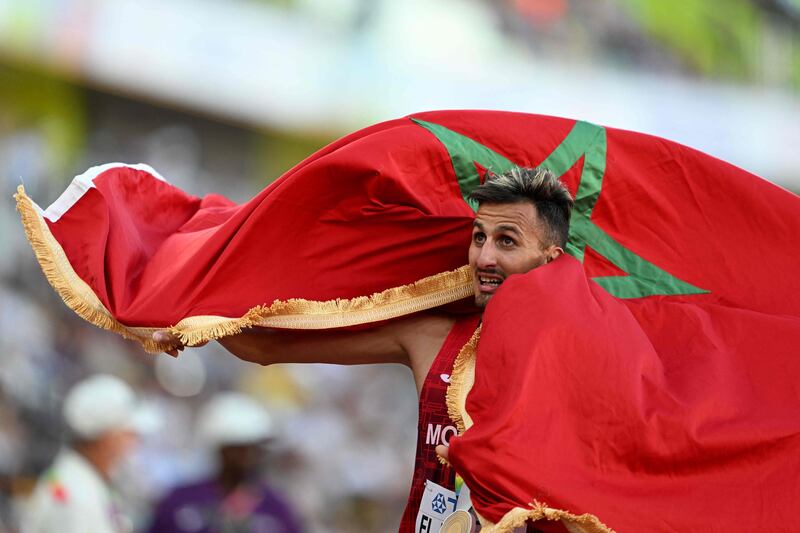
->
xmin=476 ymin=242 xmax=497 ymax=269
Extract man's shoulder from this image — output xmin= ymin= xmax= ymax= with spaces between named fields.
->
xmin=395 ymin=312 xmax=460 ymax=347
xmin=413 ymin=311 xmax=480 ymax=337
xmin=399 ymin=311 xmax=480 ymax=390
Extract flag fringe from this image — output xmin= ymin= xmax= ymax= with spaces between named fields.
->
xmin=478 ymin=501 xmax=614 ymax=533
xmin=446 ymin=325 xmax=481 ymax=435
xmin=14 ymin=185 xmax=473 ymax=353
xmin=445 ymin=327 xmax=614 ymax=533
xmin=15 ymin=185 xmax=167 ymax=353
xmin=170 ymin=266 xmax=473 ymax=347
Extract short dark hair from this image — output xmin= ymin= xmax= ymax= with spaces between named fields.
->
xmin=467 ymin=166 xmax=573 ymax=248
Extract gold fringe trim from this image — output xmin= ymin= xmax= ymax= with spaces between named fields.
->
xmin=478 ymin=501 xmax=614 ymax=533
xmin=15 ymin=185 xmax=168 ymax=353
xmin=171 ymin=265 xmax=473 ymax=347
xmin=444 ymin=327 xmax=613 ymax=533
xmin=446 ymin=325 xmax=481 ymax=434
xmin=15 ymin=185 xmax=474 ymax=353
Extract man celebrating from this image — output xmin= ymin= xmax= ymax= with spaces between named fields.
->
xmin=155 ymin=166 xmax=573 ymax=532
xmin=19 ymin=110 xmax=800 ymax=532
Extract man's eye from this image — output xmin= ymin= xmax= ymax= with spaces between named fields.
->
xmin=473 ymin=232 xmax=486 ymax=244
xmin=499 ymin=236 xmax=515 ymax=247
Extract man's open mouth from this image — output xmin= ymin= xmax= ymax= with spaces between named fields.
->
xmin=478 ymin=275 xmax=503 ymax=291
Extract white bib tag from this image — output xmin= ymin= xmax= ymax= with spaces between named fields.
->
xmin=415 ymin=479 xmax=458 ymax=533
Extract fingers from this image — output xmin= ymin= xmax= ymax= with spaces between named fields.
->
xmin=435 ymin=444 xmax=451 ymax=466
xmin=153 ymin=330 xmax=183 ymax=357
xmin=153 ymin=330 xmax=180 ymax=345
xmin=152 ymin=330 xmax=210 ymax=357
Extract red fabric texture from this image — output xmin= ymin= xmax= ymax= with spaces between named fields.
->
xmin=42 ymin=111 xmax=800 ymax=327
xmin=47 ymin=115 xmax=485 ymax=325
xmin=437 ymin=112 xmax=800 ymax=532
xmin=42 ymin=111 xmax=579 ymax=326
xmin=449 ymin=264 xmax=800 ymax=529
xmin=442 ymin=113 xmax=800 ymax=531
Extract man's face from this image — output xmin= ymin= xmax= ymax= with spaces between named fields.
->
xmin=469 ymin=202 xmax=562 ymax=308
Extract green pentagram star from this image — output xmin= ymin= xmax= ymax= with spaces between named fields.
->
xmin=412 ymin=117 xmax=707 ymax=299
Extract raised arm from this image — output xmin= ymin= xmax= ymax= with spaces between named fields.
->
xmin=215 ymin=322 xmax=410 ymax=366
xmin=153 ymin=312 xmax=456 ymax=388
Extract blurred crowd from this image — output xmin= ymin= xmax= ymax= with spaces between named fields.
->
xmin=0 ymin=88 xmax=419 ymax=533
xmin=0 ymin=268 xmax=418 ymax=533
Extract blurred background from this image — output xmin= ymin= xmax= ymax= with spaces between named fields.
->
xmin=0 ymin=0 xmax=798 ymax=531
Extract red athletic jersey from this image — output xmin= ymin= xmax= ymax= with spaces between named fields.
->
xmin=398 ymin=314 xmax=481 ymax=533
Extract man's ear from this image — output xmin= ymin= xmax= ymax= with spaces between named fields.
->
xmin=546 ymin=246 xmax=564 ymax=263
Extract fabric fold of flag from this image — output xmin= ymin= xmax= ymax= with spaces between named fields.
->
xmin=448 ymin=256 xmax=800 ymax=532
xmin=441 ymin=111 xmax=800 ymax=531
xmin=14 ymin=110 xmax=603 ymax=352
xmin=15 ymin=113 xmax=499 ymax=351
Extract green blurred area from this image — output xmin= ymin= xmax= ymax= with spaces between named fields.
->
xmin=617 ymin=0 xmax=800 ymax=88
xmin=253 ymin=131 xmax=331 ymax=186
xmin=0 ymin=64 xmax=86 ymax=179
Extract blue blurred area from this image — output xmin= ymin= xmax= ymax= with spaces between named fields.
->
xmin=0 ymin=1 xmax=797 ymax=532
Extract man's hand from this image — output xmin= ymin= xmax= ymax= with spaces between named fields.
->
xmin=152 ymin=331 xmax=207 ymax=357
xmin=435 ymin=444 xmax=451 ymax=466
xmin=152 ymin=330 xmax=183 ymax=357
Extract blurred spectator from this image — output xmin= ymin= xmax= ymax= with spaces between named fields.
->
xmin=21 ymin=374 xmax=152 ymax=533
xmin=146 ymin=392 xmax=302 ymax=533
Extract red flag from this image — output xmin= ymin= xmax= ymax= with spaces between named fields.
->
xmin=15 ymin=115 xmax=483 ymax=351
xmin=16 ymin=111 xmax=800 ymax=530
xmin=435 ymin=115 xmax=800 ymax=531
xmin=448 ymin=256 xmax=800 ymax=532
xmin=14 ymin=111 xmax=589 ymax=351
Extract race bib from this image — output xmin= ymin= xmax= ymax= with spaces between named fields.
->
xmin=415 ymin=480 xmax=458 ymax=533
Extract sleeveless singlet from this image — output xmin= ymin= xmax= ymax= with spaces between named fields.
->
xmin=398 ymin=314 xmax=481 ymax=533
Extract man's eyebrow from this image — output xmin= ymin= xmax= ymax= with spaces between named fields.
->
xmin=473 ymin=220 xmax=484 ymax=229
xmin=495 ymin=224 xmax=523 ymax=237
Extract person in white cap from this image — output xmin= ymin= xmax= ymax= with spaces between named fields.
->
xmin=22 ymin=374 xmax=148 ymax=533
xmin=146 ymin=392 xmax=302 ymax=533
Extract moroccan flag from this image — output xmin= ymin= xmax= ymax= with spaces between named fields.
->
xmin=15 ymin=111 xmax=600 ymax=351
xmin=447 ymin=256 xmax=800 ymax=532
xmin=15 ymin=114 xmax=489 ymax=351
xmin=16 ymin=111 xmax=800 ymax=530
